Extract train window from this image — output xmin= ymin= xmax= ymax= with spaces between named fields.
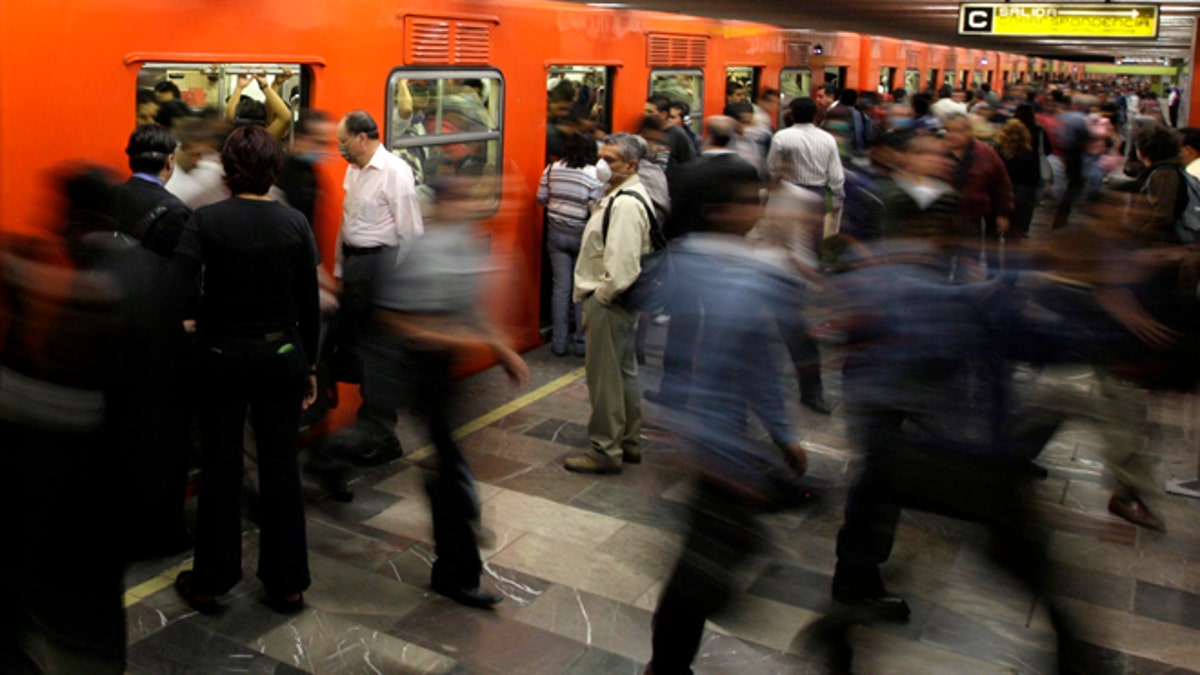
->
xmin=725 ymin=67 xmax=759 ymax=103
xmin=904 ymin=69 xmax=922 ymax=94
xmin=649 ymin=70 xmax=703 ymax=135
xmin=779 ymin=68 xmax=812 ymax=126
xmin=547 ymin=66 xmax=612 ymax=163
xmin=136 ymin=62 xmax=305 ymax=138
xmin=878 ymin=67 xmax=895 ymax=95
xmin=945 ymin=71 xmax=957 ymax=87
xmin=386 ymin=69 xmax=504 ymax=213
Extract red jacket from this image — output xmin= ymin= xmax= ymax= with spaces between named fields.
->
xmin=954 ymin=138 xmax=1015 ymax=233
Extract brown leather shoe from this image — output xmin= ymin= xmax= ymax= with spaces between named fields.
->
xmin=564 ymin=454 xmax=622 ymax=475
xmin=1108 ymin=494 xmax=1166 ymax=532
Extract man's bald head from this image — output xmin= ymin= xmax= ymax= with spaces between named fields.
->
xmin=705 ymin=115 xmax=739 ymax=148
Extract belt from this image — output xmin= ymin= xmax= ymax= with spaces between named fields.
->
xmin=342 ymin=244 xmax=389 ymax=257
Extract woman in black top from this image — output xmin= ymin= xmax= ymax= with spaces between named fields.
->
xmin=995 ymin=118 xmax=1040 ymax=241
xmin=173 ymin=125 xmax=319 ymax=613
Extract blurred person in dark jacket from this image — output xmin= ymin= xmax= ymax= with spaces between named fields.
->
xmin=646 ymin=185 xmax=808 ymax=675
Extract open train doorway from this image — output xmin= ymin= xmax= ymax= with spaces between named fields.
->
xmin=904 ymin=69 xmax=921 ymax=95
xmin=725 ymin=66 xmax=760 ymax=103
xmin=780 ymin=67 xmax=812 ymax=126
xmin=136 ymin=62 xmax=307 ymax=136
xmin=541 ymin=65 xmax=613 ymax=339
xmin=824 ymin=66 xmax=848 ymax=94
xmin=878 ymin=66 xmax=895 ymax=95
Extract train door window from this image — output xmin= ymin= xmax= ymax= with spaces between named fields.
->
xmin=779 ymin=68 xmax=812 ymax=126
xmin=975 ymin=70 xmax=984 ymax=87
xmin=725 ymin=66 xmax=759 ymax=103
xmin=878 ymin=67 xmax=895 ymax=95
xmin=386 ymin=69 xmax=504 ymax=215
xmin=961 ymin=70 xmax=971 ymax=88
xmin=136 ymin=62 xmax=306 ymax=136
xmin=928 ymin=69 xmax=940 ymax=90
xmin=904 ymin=69 xmax=921 ymax=94
xmin=945 ymin=71 xmax=956 ymax=87
xmin=650 ymin=70 xmax=703 ymax=136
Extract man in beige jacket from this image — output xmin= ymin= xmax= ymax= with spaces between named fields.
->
xmin=566 ymin=133 xmax=653 ymax=474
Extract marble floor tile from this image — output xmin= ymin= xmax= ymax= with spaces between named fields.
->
xmin=305 ymin=518 xmax=412 ymax=574
xmin=708 ymin=594 xmax=822 ymax=652
xmin=390 ymin=599 xmax=587 ymax=674
xmin=511 ymin=583 xmax=654 ymax=661
xmin=495 ymin=462 xmax=603 ymax=504
xmin=1038 ymin=503 xmax=1139 ymax=545
xmin=490 ymin=409 xmax=550 ymax=435
xmin=253 ymin=610 xmax=458 ymax=674
xmin=746 ymin=561 xmax=836 ymax=615
xmin=462 ymin=426 xmax=581 ymax=465
xmin=1044 ymin=562 xmax=1136 ymax=613
xmin=567 ymin=482 xmax=690 ymax=535
xmin=691 ymin=632 xmax=826 ymax=674
xmin=1057 ymin=597 xmax=1200 ymax=670
xmin=126 ymin=620 xmax=295 ymax=674
xmin=485 ymin=488 xmax=628 ymax=549
xmin=488 ymin=532 xmax=660 ymax=605
xmin=1133 ymin=581 xmax=1200 ymax=630
xmin=303 ymin=553 xmax=430 ymax=630
xmin=559 ymin=648 xmax=646 ymax=674
xmin=523 ymin=417 xmax=590 ymax=449
xmin=594 ymin=522 xmax=685 ymax=581
xmin=848 ymin=625 xmax=1028 ymax=675
xmin=917 ymin=604 xmax=1058 ymax=674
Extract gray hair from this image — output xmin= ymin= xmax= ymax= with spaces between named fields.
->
xmin=941 ymin=111 xmax=970 ymax=127
xmin=603 ymin=132 xmax=642 ymax=163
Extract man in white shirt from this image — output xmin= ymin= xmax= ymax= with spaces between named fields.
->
xmin=166 ymin=119 xmax=229 ymax=209
xmin=330 ymin=109 xmax=424 ymax=462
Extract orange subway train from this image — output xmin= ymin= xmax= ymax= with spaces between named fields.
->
xmin=0 ymin=0 xmax=1053 ymax=355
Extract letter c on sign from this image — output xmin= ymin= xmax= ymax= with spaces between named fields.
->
xmin=968 ymin=10 xmax=989 ymax=28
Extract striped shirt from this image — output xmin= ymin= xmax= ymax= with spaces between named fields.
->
xmin=537 ymin=161 xmax=605 ymax=232
xmin=766 ymin=124 xmax=845 ymax=200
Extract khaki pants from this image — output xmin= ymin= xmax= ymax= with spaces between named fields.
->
xmin=582 ymin=294 xmax=642 ymax=462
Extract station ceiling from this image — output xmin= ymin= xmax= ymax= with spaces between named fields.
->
xmin=571 ymin=0 xmax=1198 ymax=62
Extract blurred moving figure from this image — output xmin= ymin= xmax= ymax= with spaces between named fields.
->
xmin=646 ymin=187 xmax=808 ymax=674
xmin=167 ymin=117 xmax=230 ymax=209
xmin=647 ymin=116 xmax=759 ymax=410
xmin=368 ymin=175 xmax=529 ymax=608
xmin=0 ymin=167 xmax=132 ymax=673
xmin=171 ymin=125 xmax=320 ymax=615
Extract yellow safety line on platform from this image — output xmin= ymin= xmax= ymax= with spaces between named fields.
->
xmin=123 ymin=560 xmax=193 ymax=608
xmin=123 ymin=366 xmax=585 ymax=608
xmin=406 ymin=366 xmax=586 ymax=462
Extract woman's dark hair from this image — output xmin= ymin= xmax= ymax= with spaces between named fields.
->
xmin=222 ymin=125 xmax=282 ymax=195
xmin=1014 ymin=103 xmax=1039 ymax=137
xmin=911 ymin=94 xmax=931 ymax=117
xmin=1135 ymin=121 xmax=1182 ymax=163
xmin=562 ymin=132 xmax=598 ymax=169
xmin=233 ymin=97 xmax=267 ymax=127
xmin=126 ymin=124 xmax=177 ymax=174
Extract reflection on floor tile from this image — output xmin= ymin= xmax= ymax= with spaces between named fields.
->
xmin=254 ymin=610 xmax=457 ymax=675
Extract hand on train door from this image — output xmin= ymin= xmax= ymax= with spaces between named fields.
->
xmin=302 ymin=373 xmax=318 ymax=410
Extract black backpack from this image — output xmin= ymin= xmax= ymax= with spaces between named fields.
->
xmin=601 ymin=190 xmax=671 ymax=312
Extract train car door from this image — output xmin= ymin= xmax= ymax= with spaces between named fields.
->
xmin=824 ymin=66 xmax=847 ymax=93
xmin=779 ymin=67 xmax=812 ymax=126
xmin=904 ymin=69 xmax=921 ymax=95
xmin=725 ymin=66 xmax=760 ymax=102
xmin=878 ymin=66 xmax=895 ymax=95
xmin=928 ymin=69 xmax=940 ymax=91
xmin=541 ymin=65 xmax=613 ymax=332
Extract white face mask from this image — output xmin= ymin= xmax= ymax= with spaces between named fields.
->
xmin=595 ymin=159 xmax=613 ymax=184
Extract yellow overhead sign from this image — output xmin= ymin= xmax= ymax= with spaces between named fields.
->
xmin=959 ymin=4 xmax=1159 ymax=38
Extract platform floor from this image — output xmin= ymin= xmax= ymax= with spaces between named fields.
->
xmin=123 ymin=323 xmax=1200 ymax=674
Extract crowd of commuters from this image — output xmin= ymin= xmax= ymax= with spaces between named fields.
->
xmin=2 ymin=71 xmax=1198 ymax=673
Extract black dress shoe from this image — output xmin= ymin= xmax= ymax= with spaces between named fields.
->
xmin=801 ymin=392 xmax=833 ymax=415
xmin=831 ymin=587 xmax=911 ymax=621
xmin=431 ymin=581 xmax=502 ymax=609
xmin=174 ymin=571 xmax=219 ymax=614
xmin=265 ymin=592 xmax=305 ymax=614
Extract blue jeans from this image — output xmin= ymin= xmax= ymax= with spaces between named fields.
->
xmin=547 ymin=228 xmax=584 ymax=353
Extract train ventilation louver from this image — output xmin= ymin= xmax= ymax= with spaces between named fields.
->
xmin=647 ymin=33 xmax=708 ymax=68
xmin=785 ymin=41 xmax=810 ymax=68
xmin=405 ymin=16 xmax=494 ymax=65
